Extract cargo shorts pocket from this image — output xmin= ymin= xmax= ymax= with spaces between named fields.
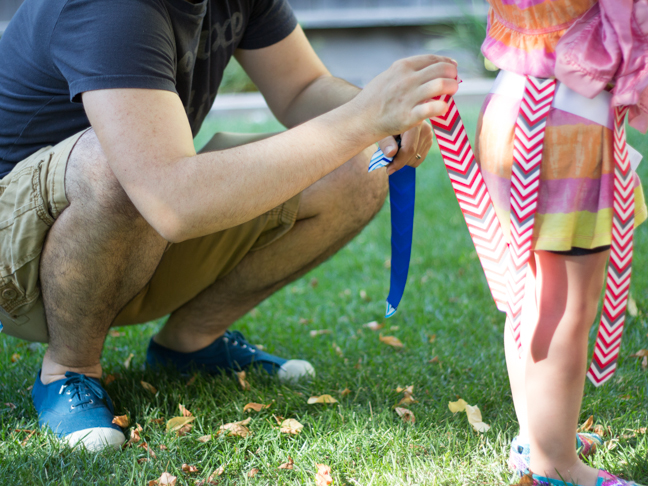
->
xmin=0 ymin=145 xmax=68 ymax=324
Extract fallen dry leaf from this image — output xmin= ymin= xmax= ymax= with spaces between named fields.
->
xmin=448 ymin=399 xmax=468 ymax=413
xmin=219 ymin=417 xmax=251 ymax=438
xmin=278 ymin=457 xmax=294 ymax=470
xmin=448 ymin=398 xmax=490 ymax=432
xmin=310 ymin=329 xmax=331 ymax=337
xmin=628 ymin=294 xmax=638 ymax=317
xmin=104 ymin=374 xmax=118 ymax=386
xmin=315 ymin=464 xmax=333 ymax=486
xmin=11 ymin=353 xmax=20 ymax=363
xmin=141 ymin=381 xmax=158 ymax=395
xmin=511 ymin=473 xmax=535 ymax=486
xmin=363 ymin=321 xmax=384 ymax=331
xmin=396 ymin=385 xmax=417 ymax=407
xmin=299 ymin=318 xmax=312 ymax=325
xmin=124 ymin=353 xmax=134 ymax=369
xmin=395 ymin=407 xmax=416 ymax=424
xmin=177 ymin=424 xmax=192 ymax=436
xmin=138 ymin=458 xmax=149 ymax=464
xmin=210 ymin=467 xmax=225 ymax=479
xmin=125 ymin=423 xmax=143 ymax=447
xmin=197 ymin=434 xmax=211 ymax=443
xmin=593 ymin=424 xmax=606 ymax=437
xmin=14 ymin=428 xmax=37 ymax=446
xmin=310 ymin=278 xmax=319 ymax=288
xmin=166 ymin=416 xmax=196 ymax=434
xmin=235 ymin=371 xmax=251 ymax=391
xmin=359 ymin=289 xmax=369 ymax=301
xmin=113 ymin=415 xmax=130 ymax=428
xmin=341 ymin=388 xmax=352 ymax=397
xmin=384 ymin=258 xmax=391 ymax=268
xmin=272 ymin=414 xmax=284 ymax=425
xmin=308 ymin=394 xmax=338 ymax=405
xmin=182 ymin=464 xmax=199 ymax=474
xmin=109 ymin=330 xmax=125 ymax=337
xmin=5 ymin=402 xmax=16 ymax=411
xmin=379 ymin=335 xmax=404 ymax=348
xmin=428 ymin=334 xmax=437 ymax=344
xmin=630 ymin=349 xmax=648 ymax=358
xmin=148 ymin=472 xmax=176 ymax=486
xmin=179 ymin=404 xmax=193 ymax=417
xmin=280 ymin=418 xmax=303 ymax=435
xmin=151 ymin=418 xmax=165 ymax=425
xmin=243 ymin=402 xmax=271 ymax=413
xmin=332 ymin=343 xmax=344 ymax=357
xmin=465 ymin=404 xmax=490 ymax=433
xmin=398 ymin=395 xmax=418 ymax=407
xmin=139 ymin=442 xmax=157 ymax=459
xmin=429 ymin=356 xmax=440 ymax=364
xmin=248 ymin=468 xmax=259 ymax=478
xmin=186 ymin=374 xmax=198 ymax=387
xmin=159 ymin=444 xmax=168 ymax=451
xmin=579 ymin=415 xmax=594 ymax=432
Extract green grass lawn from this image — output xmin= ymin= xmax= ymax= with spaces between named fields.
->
xmin=1 ymin=104 xmax=647 ymax=485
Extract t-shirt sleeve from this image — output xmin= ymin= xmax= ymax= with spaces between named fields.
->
xmin=50 ymin=0 xmax=178 ymax=103
xmin=238 ymin=0 xmax=298 ymax=50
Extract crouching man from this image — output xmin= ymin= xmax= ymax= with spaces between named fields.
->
xmin=0 ymin=0 xmax=457 ymax=450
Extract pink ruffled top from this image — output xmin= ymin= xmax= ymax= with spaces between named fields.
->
xmin=482 ymin=0 xmax=648 ymax=132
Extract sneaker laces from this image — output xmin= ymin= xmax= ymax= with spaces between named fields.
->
xmin=59 ymin=372 xmax=114 ymax=413
xmin=224 ymin=331 xmax=256 ymax=351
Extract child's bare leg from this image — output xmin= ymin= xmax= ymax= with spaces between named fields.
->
xmin=505 ymin=259 xmax=539 ymax=442
xmin=525 ymin=250 xmax=608 ymax=484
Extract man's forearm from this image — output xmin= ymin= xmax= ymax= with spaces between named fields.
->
xmin=278 ymin=75 xmax=361 ymax=128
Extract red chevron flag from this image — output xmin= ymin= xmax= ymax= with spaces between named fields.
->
xmin=430 ymin=95 xmax=508 ymax=311
xmin=587 ymin=106 xmax=634 ymax=386
xmin=430 ymin=80 xmax=634 ymax=385
xmin=507 ymin=77 xmax=556 ymax=356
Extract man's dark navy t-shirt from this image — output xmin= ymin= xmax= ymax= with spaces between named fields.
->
xmin=0 ymin=0 xmax=297 ymax=178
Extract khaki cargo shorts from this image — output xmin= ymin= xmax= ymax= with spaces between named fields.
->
xmin=0 ymin=129 xmax=301 ymax=342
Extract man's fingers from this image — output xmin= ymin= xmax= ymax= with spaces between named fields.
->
xmin=418 ymin=77 xmax=459 ymax=102
xmin=417 ymin=62 xmax=458 ymax=84
xmin=388 ymin=126 xmax=419 ymax=175
xmin=413 ymin=99 xmax=450 ymax=121
xmin=378 ymin=136 xmax=399 ymax=158
xmin=395 ymin=54 xmax=458 ymax=72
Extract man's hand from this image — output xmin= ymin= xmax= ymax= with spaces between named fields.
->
xmin=377 ymin=121 xmax=433 ymax=175
xmin=352 ymin=54 xmax=458 ymax=139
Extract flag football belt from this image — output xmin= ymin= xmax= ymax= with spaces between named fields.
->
xmin=371 ymin=70 xmax=638 ymax=386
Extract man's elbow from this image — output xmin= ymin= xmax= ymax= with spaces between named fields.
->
xmin=147 ymin=209 xmax=193 ymax=244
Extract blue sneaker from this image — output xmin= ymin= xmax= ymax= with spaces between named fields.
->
xmin=32 ymin=371 xmax=125 ymax=451
xmin=146 ymin=330 xmax=315 ymax=382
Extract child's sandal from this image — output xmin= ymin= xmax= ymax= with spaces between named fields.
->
xmin=520 ymin=470 xmax=644 ymax=486
xmin=509 ymin=433 xmax=603 ymax=476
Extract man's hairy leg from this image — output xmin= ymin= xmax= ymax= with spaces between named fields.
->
xmin=40 ymin=130 xmax=168 ymax=384
xmin=154 ymin=143 xmax=387 ymax=352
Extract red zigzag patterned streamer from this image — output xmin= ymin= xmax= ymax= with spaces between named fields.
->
xmin=429 ymin=80 xmax=634 ymax=386
xmin=430 ymin=95 xmax=508 ymax=312
xmin=588 ymin=106 xmax=634 ymax=386
xmin=507 ymin=77 xmax=556 ymax=356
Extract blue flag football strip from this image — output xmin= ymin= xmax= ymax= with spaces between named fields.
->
xmin=368 ymin=146 xmax=416 ymax=318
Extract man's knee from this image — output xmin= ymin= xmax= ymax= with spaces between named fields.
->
xmin=340 ymin=145 xmax=389 ymax=225
xmin=64 ymin=130 xmax=142 ymax=224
